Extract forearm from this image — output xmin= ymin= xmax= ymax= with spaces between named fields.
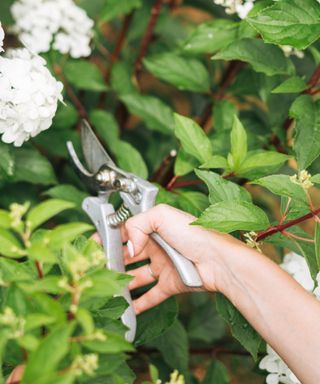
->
xmin=215 ymin=236 xmax=320 ymax=384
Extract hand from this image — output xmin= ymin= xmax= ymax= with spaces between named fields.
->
xmin=6 ymin=365 xmax=24 ymax=384
xmin=121 ymin=204 xmax=240 ymax=314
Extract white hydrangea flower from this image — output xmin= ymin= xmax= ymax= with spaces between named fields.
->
xmin=213 ymin=0 xmax=255 ymax=19
xmin=11 ymin=0 xmax=94 ymax=58
xmin=0 ymin=22 xmax=4 ymax=52
xmin=260 ymin=252 xmax=316 ymax=384
xmin=0 ymin=48 xmax=63 ymax=146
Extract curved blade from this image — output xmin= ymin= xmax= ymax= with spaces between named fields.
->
xmin=81 ymin=119 xmax=116 ymax=173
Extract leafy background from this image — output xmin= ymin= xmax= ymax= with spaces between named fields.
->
xmin=0 ymin=0 xmax=320 ymax=383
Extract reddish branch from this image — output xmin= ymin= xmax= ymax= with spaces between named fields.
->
xmin=35 ymin=261 xmax=44 ymax=279
xmin=134 ymin=0 xmax=164 ymax=80
xmin=256 ymin=207 xmax=320 ymax=242
xmin=107 ymin=13 xmax=133 ymax=83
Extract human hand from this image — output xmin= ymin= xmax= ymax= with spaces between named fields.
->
xmin=6 ymin=365 xmax=24 ymax=384
xmin=122 ymin=204 xmax=241 ymax=314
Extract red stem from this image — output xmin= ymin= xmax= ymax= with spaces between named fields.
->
xmin=134 ymin=0 xmax=164 ymax=81
xmin=256 ymin=207 xmax=320 ymax=242
xmin=35 ymin=261 xmax=44 ymax=279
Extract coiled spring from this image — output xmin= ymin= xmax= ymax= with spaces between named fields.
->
xmin=107 ymin=204 xmax=131 ymax=227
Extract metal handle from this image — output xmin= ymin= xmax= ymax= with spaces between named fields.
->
xmin=82 ymin=196 xmax=136 ymax=342
xmin=151 ymin=233 xmax=202 ymax=288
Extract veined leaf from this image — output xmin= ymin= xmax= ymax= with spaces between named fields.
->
xmin=64 ymin=60 xmax=107 ymax=92
xmin=46 ymin=223 xmax=93 ymax=248
xmin=90 ymin=110 xmax=120 ymax=146
xmin=238 ymin=150 xmax=289 ymax=175
xmin=272 ymin=76 xmax=307 ymax=94
xmin=229 ymin=115 xmax=247 ymax=172
xmin=177 ymin=191 xmax=209 ymax=217
xmin=216 ymin=294 xmax=262 ymax=360
xmin=0 ymin=210 xmax=11 ymax=229
xmin=247 ymin=0 xmax=320 ymax=50
xmin=144 ymin=53 xmax=210 ymax=93
xmin=26 ymin=199 xmax=75 ymax=232
xmin=252 ymin=175 xmax=308 ymax=203
xmin=174 ymin=149 xmax=199 ymax=177
xmin=120 ymin=94 xmax=174 ymax=134
xmin=174 ymin=114 xmax=212 ymax=163
xmin=182 ymin=19 xmax=238 ymax=54
xmin=200 ymin=155 xmax=228 ymax=169
xmin=202 ymin=361 xmax=230 ymax=384
xmin=290 ymin=95 xmax=320 ymax=169
xmin=194 ymin=201 xmax=269 ymax=233
xmin=213 ymin=38 xmax=295 ymax=76
xmin=195 ymin=170 xmax=251 ymax=204
xmin=0 ymin=228 xmax=25 ymax=258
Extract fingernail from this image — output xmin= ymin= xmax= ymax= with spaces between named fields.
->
xmin=127 ymin=240 xmax=135 ymax=258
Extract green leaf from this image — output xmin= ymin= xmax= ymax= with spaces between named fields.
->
xmin=272 ymin=76 xmax=307 ymax=94
xmin=25 ymin=314 xmax=55 ymax=332
xmin=53 ymin=103 xmax=78 ymax=130
xmin=120 ymin=94 xmax=174 ymax=134
xmin=174 ymin=114 xmax=212 ymax=163
xmin=247 ymin=0 xmax=320 ymax=50
xmin=46 ymin=223 xmax=93 ymax=248
xmin=148 ymin=320 xmax=189 ymax=378
xmin=13 ymin=148 xmax=57 ymax=185
xmin=311 ymin=174 xmax=320 ymax=184
xmin=44 ymin=185 xmax=88 ymax=208
xmin=27 ymin=243 xmax=57 ymax=264
xmin=0 ymin=210 xmax=11 ymax=229
xmin=216 ymin=294 xmax=262 ymax=360
xmin=195 ymin=170 xmax=251 ymax=204
xmin=100 ymin=0 xmax=141 ymax=22
xmin=144 ymin=53 xmax=210 ymax=93
xmin=177 ymin=191 xmax=209 ymax=217
xmin=200 ymin=155 xmax=228 ymax=169
xmin=0 ymin=228 xmax=24 ymax=258
xmin=81 ymin=269 xmax=131 ymax=299
xmin=64 ymin=60 xmax=107 ymax=91
xmin=174 ymin=149 xmax=199 ymax=177
xmin=135 ymin=297 xmax=178 ymax=345
xmin=83 ymin=331 xmax=134 ymax=353
xmin=110 ymin=62 xmax=137 ymax=96
xmin=252 ymin=175 xmax=308 ymax=203
xmin=315 ymin=222 xmax=320 ymax=272
xmin=22 ymin=324 xmax=74 ymax=383
xmin=0 ymin=258 xmax=32 ymax=282
xmin=213 ymin=100 xmax=238 ymax=132
xmin=202 ymin=361 xmax=230 ymax=384
xmin=182 ymin=19 xmax=238 ymax=54
xmin=194 ymin=201 xmax=269 ymax=233
xmin=113 ymin=141 xmax=148 ymax=179
xmin=213 ymin=38 xmax=295 ymax=76
xmin=0 ymin=142 xmax=14 ymax=177
xmin=90 ymin=110 xmax=120 ymax=146
xmin=290 ymin=95 xmax=320 ymax=169
xmin=229 ymin=116 xmax=247 ymax=171
xmin=26 ymin=199 xmax=75 ymax=232
xmin=238 ymin=151 xmax=289 ymax=175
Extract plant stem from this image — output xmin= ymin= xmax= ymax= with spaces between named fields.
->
xmin=53 ymin=64 xmax=88 ymax=120
xmin=35 ymin=261 xmax=44 ymax=279
xmin=134 ymin=0 xmax=164 ymax=81
xmin=282 ymin=230 xmax=315 ymax=243
xmin=257 ymin=207 xmax=320 ymax=242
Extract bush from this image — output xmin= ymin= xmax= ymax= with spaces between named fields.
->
xmin=0 ymin=0 xmax=320 ymax=383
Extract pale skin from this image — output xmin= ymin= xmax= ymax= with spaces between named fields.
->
xmin=120 ymin=204 xmax=320 ymax=384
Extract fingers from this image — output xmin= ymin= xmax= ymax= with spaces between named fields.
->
xmin=127 ymin=264 xmax=158 ymax=290
xmin=133 ymin=285 xmax=169 ymax=315
xmin=6 ymin=365 xmax=25 ymax=384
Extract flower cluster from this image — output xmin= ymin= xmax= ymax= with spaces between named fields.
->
xmin=213 ymin=0 xmax=255 ymax=19
xmin=281 ymin=46 xmax=305 ymax=60
xmin=11 ymin=0 xmax=94 ymax=58
xmin=0 ymin=307 xmax=25 ymax=339
xmin=259 ymin=252 xmax=320 ymax=384
xmin=0 ymin=22 xmax=4 ymax=52
xmin=0 ymin=47 xmax=63 ymax=146
xmin=71 ymin=354 xmax=99 ymax=377
xmin=290 ymin=170 xmax=314 ymax=191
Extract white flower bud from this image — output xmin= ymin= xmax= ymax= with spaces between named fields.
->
xmin=213 ymin=0 xmax=255 ymax=18
xmin=11 ymin=0 xmax=94 ymax=58
xmin=290 ymin=170 xmax=313 ymax=190
xmin=71 ymin=354 xmax=99 ymax=377
xmin=0 ymin=48 xmax=63 ymax=146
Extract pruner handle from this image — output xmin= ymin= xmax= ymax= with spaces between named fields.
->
xmin=151 ymin=233 xmax=202 ymax=288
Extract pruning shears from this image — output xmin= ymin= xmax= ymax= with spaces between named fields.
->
xmin=67 ymin=120 xmax=202 ymax=342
